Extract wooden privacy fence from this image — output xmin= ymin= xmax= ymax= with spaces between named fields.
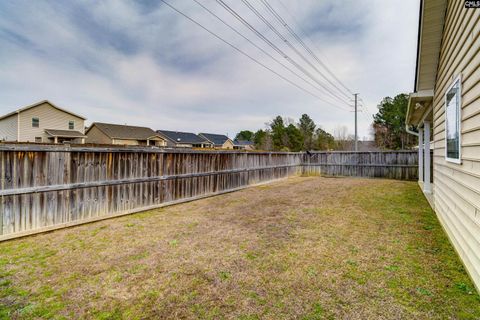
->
xmin=0 ymin=145 xmax=302 ymax=239
xmin=302 ymin=151 xmax=418 ymax=180
xmin=0 ymin=145 xmax=418 ymax=240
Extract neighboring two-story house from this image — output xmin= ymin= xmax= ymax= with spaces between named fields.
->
xmin=0 ymin=100 xmax=86 ymax=143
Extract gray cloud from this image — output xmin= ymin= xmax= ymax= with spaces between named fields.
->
xmin=0 ymin=0 xmax=419 ymax=139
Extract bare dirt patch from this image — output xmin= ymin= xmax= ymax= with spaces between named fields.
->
xmin=1 ymin=177 xmax=479 ymax=319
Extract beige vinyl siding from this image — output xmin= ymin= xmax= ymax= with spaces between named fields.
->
xmin=0 ymin=114 xmax=18 ymax=141
xmin=85 ymin=125 xmax=113 ymax=144
xmin=112 ymin=139 xmax=141 ymax=146
xmin=222 ymin=139 xmax=234 ymax=149
xmin=175 ymin=143 xmax=193 ymax=148
xmin=18 ymin=102 xmax=85 ymax=142
xmin=432 ymin=1 xmax=480 ymax=289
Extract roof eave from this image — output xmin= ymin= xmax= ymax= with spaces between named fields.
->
xmin=44 ymin=130 xmax=87 ymax=138
xmin=414 ymin=0 xmax=448 ymax=92
xmin=407 ymin=0 xmax=447 ymax=128
xmin=406 ymin=90 xmax=434 ymax=127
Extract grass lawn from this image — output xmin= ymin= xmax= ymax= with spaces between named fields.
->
xmin=0 ymin=176 xmax=479 ymax=319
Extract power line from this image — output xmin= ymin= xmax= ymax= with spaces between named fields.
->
xmin=239 ymin=0 xmax=351 ymax=104
xmin=214 ymin=0 xmax=350 ymax=107
xmin=257 ymin=0 xmax=352 ymax=99
xmin=239 ymin=0 xmax=352 ymax=104
xmin=159 ymin=0 xmax=350 ymax=111
xmin=191 ymin=0 xmax=350 ymax=109
xmin=273 ymin=0 xmax=354 ymax=96
xmin=217 ymin=0 xmax=351 ymax=107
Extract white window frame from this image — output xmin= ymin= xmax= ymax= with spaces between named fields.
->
xmin=68 ymin=120 xmax=75 ymax=130
xmin=32 ymin=117 xmax=39 ymax=128
xmin=445 ymin=74 xmax=462 ymax=164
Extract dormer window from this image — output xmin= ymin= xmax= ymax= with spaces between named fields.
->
xmin=69 ymin=120 xmax=75 ymax=130
xmin=32 ymin=117 xmax=39 ymax=128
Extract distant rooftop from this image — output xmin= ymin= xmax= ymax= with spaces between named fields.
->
xmin=0 ymin=100 xmax=86 ymax=121
xmin=89 ymin=122 xmax=160 ymax=140
xmin=199 ymin=133 xmax=230 ymax=146
xmin=157 ymin=130 xmax=208 ymax=144
xmin=234 ymin=140 xmax=254 ymax=146
xmin=45 ymin=129 xmax=86 ymax=138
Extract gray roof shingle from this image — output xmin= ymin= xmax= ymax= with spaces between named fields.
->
xmin=234 ymin=140 xmax=254 ymax=146
xmin=157 ymin=130 xmax=208 ymax=144
xmin=199 ymin=133 xmax=230 ymax=146
xmin=90 ymin=122 xmax=159 ymax=140
xmin=44 ymin=129 xmax=86 ymax=137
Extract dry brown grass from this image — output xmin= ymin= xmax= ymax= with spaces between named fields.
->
xmin=0 ymin=177 xmax=479 ymax=319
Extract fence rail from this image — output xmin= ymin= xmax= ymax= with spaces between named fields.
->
xmin=0 ymin=145 xmax=418 ymax=240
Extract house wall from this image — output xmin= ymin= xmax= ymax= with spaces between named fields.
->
xmin=0 ymin=115 xmax=18 ymax=141
xmin=175 ymin=143 xmax=193 ymax=148
xmin=222 ymin=139 xmax=234 ymax=149
xmin=18 ymin=102 xmax=85 ymax=142
xmin=113 ymin=139 xmax=140 ymax=146
xmin=150 ymin=138 xmax=167 ymax=147
xmin=85 ymin=126 xmax=113 ymax=144
xmin=432 ymin=1 xmax=480 ymax=289
xmin=155 ymin=134 xmax=177 ymax=148
xmin=164 ymin=139 xmax=176 ymax=147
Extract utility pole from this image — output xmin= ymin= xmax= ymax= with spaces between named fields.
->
xmin=354 ymin=93 xmax=359 ymax=152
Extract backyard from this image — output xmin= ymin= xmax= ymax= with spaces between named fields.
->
xmin=0 ymin=176 xmax=479 ymax=319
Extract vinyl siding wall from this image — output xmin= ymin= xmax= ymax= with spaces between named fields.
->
xmin=85 ymin=126 xmax=113 ymax=144
xmin=432 ymin=1 xmax=480 ymax=289
xmin=0 ymin=115 xmax=18 ymax=141
xmin=18 ymin=102 xmax=85 ymax=142
xmin=113 ymin=139 xmax=141 ymax=146
xmin=222 ymin=140 xmax=234 ymax=149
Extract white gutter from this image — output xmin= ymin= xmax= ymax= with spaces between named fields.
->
xmin=405 ymin=125 xmax=419 ymax=137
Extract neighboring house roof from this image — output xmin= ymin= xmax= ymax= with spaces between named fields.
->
xmin=157 ymin=130 xmax=208 ymax=144
xmin=44 ymin=129 xmax=86 ymax=138
xmin=0 ymin=100 xmax=87 ymax=121
xmin=234 ymin=140 xmax=254 ymax=146
xmin=88 ymin=122 xmax=162 ymax=140
xmin=199 ymin=133 xmax=231 ymax=146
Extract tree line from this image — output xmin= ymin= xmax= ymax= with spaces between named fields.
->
xmin=235 ymin=92 xmax=418 ymax=152
xmin=372 ymin=93 xmax=417 ymax=150
xmin=235 ymin=114 xmax=336 ymax=152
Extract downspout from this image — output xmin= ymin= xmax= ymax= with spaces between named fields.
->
xmin=406 ymin=124 xmax=423 ymax=187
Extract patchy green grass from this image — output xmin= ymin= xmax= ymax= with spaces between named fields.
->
xmin=0 ymin=177 xmax=479 ymax=319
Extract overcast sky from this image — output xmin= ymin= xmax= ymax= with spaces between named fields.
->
xmin=0 ymin=0 xmax=419 ymax=139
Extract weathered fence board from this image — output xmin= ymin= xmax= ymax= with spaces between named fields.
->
xmin=0 ymin=146 xmax=303 ymax=239
xmin=0 ymin=145 xmax=418 ymax=240
xmin=302 ymin=151 xmax=418 ymax=180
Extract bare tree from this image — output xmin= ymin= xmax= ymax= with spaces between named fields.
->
xmin=334 ymin=125 xmax=354 ymax=150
